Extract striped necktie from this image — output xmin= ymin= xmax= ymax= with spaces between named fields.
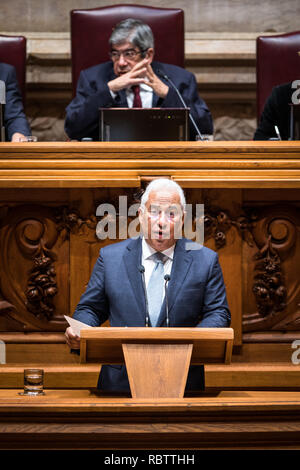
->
xmin=147 ymin=252 xmax=168 ymax=326
xmin=132 ymin=85 xmax=142 ymax=108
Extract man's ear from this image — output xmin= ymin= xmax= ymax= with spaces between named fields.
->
xmin=138 ymin=207 xmax=143 ymax=223
xmin=145 ymin=48 xmax=154 ymax=64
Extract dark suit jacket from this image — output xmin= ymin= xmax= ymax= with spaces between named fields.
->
xmin=65 ymin=61 xmax=213 ymax=141
xmin=0 ymin=62 xmax=31 ymax=141
xmin=73 ymin=237 xmax=230 ymax=393
xmin=254 ymin=82 xmax=293 ymax=140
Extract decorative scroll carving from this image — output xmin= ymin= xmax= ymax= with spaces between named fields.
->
xmin=204 ymin=206 xmax=256 ymax=249
xmin=0 ymin=205 xmax=72 ymax=331
xmin=55 ymin=207 xmax=89 ymax=240
xmin=26 ymin=254 xmax=57 ymax=320
xmin=243 ymin=206 xmax=299 ymax=333
xmin=252 ymin=236 xmax=287 ymax=317
xmin=202 ymin=200 xmax=299 ymax=335
xmin=14 ymin=214 xmax=60 ymax=322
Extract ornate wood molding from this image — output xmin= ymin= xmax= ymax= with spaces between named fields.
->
xmin=1 ymin=141 xmax=300 ymax=188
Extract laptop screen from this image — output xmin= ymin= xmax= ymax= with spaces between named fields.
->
xmin=99 ymin=108 xmax=189 ymax=141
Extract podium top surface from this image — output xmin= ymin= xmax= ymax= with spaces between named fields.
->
xmin=80 ymin=327 xmax=234 ymax=341
xmin=79 ymin=327 xmax=234 ymax=365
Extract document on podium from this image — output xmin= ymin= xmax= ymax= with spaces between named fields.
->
xmin=64 ymin=315 xmax=91 ymax=337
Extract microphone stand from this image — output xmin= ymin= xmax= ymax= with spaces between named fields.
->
xmin=139 ymin=265 xmax=150 ymax=327
xmin=157 ymin=70 xmax=204 ymax=141
xmin=164 ymin=274 xmax=171 ymax=327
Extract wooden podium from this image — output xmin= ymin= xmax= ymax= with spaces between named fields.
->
xmin=80 ymin=327 xmax=234 ymax=399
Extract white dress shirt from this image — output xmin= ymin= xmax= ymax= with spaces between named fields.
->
xmin=110 ymin=83 xmax=153 ymax=108
xmin=141 ymin=237 xmax=174 ymax=293
xmin=126 ymin=83 xmax=153 ymax=108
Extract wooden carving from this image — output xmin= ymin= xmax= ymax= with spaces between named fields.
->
xmin=202 ymin=200 xmax=299 ymax=335
xmin=204 ymin=209 xmax=256 ymax=249
xmin=252 ymin=236 xmax=287 ymax=317
xmin=0 ymin=205 xmax=71 ymax=331
xmin=242 ymin=206 xmax=299 ymax=332
xmin=26 ymin=254 xmax=57 ymax=320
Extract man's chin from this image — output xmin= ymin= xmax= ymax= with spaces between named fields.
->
xmin=146 ymin=238 xmax=174 ymax=251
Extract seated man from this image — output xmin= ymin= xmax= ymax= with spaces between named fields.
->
xmin=65 ymin=178 xmax=230 ymax=394
xmin=0 ymin=62 xmax=31 ymax=141
xmin=254 ymin=81 xmax=299 ymax=140
xmin=65 ymin=18 xmax=213 ymax=141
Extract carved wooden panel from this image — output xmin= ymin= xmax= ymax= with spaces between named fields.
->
xmin=0 ymin=187 xmax=299 ymax=349
xmin=0 ymin=204 xmax=69 ymax=331
xmin=242 ymin=204 xmax=300 ymax=334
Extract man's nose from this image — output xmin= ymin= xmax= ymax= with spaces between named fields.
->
xmin=158 ymin=212 xmax=168 ymax=226
xmin=117 ymin=54 xmax=127 ymax=66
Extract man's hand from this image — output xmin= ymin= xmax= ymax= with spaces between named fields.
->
xmin=108 ymin=58 xmax=169 ymax=99
xmin=65 ymin=326 xmax=80 ymax=350
xmin=11 ymin=132 xmax=27 ymax=142
xmin=108 ymin=58 xmax=149 ymax=93
xmin=142 ymin=61 xmax=169 ymax=99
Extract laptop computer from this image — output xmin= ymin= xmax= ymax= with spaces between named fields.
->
xmin=99 ymin=108 xmax=189 ymax=141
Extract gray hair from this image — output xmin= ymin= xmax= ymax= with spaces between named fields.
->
xmin=109 ymin=18 xmax=154 ymax=57
xmin=140 ymin=178 xmax=186 ymax=211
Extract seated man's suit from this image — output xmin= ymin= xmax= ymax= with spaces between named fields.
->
xmin=0 ymin=62 xmax=31 ymax=141
xmin=65 ymin=61 xmax=213 ymax=141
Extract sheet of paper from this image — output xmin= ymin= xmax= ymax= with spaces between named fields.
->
xmin=64 ymin=315 xmax=91 ymax=337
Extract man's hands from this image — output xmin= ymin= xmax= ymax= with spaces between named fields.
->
xmin=11 ymin=132 xmax=27 ymax=142
xmin=108 ymin=58 xmax=169 ymax=99
xmin=65 ymin=326 xmax=80 ymax=350
xmin=143 ymin=60 xmax=169 ymax=99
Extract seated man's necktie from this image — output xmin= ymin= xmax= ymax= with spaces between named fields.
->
xmin=147 ymin=252 xmax=169 ymax=326
xmin=132 ymin=85 xmax=142 ymax=108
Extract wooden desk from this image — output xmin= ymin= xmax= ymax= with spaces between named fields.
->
xmin=1 ymin=389 xmax=300 ymax=449
xmin=0 ymin=141 xmax=300 ymax=188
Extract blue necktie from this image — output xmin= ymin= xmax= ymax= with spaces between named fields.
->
xmin=147 ymin=252 xmax=168 ymax=327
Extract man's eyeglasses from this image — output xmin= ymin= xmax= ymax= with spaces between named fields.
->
xmin=109 ymin=48 xmax=146 ymax=61
xmin=146 ymin=207 xmax=183 ymax=222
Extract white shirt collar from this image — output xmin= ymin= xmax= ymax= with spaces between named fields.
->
xmin=126 ymin=82 xmax=153 ymax=93
xmin=142 ymin=237 xmax=175 ymax=261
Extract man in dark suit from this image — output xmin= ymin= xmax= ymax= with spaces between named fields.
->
xmin=65 ymin=178 xmax=230 ymax=393
xmin=64 ymin=18 xmax=213 ymax=141
xmin=0 ymin=62 xmax=31 ymax=141
xmin=254 ymin=81 xmax=299 ymax=140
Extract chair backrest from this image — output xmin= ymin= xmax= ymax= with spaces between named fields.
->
xmin=71 ymin=4 xmax=184 ymax=96
xmin=0 ymin=34 xmax=27 ymax=102
xmin=256 ymin=31 xmax=300 ymax=120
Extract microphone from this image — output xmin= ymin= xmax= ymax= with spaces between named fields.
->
xmin=164 ymin=274 xmax=171 ymax=327
xmin=0 ymin=80 xmax=5 ymax=142
xmin=156 ymin=70 xmax=204 ymax=141
xmin=139 ymin=265 xmax=150 ymax=327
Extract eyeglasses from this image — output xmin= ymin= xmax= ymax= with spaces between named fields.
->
xmin=146 ymin=207 xmax=183 ymax=222
xmin=109 ymin=48 xmax=146 ymax=61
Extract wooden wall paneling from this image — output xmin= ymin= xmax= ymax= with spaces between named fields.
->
xmin=0 ymin=196 xmax=70 ymax=333
xmin=241 ymin=189 xmax=300 ymax=342
xmin=68 ymin=188 xmax=97 ymax=315
xmin=183 ymin=188 xmax=243 ymax=346
xmin=0 ymin=142 xmax=300 ymax=366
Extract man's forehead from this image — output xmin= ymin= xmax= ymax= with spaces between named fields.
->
xmin=111 ymin=41 xmax=134 ymax=50
xmin=146 ymin=190 xmax=181 ymax=206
